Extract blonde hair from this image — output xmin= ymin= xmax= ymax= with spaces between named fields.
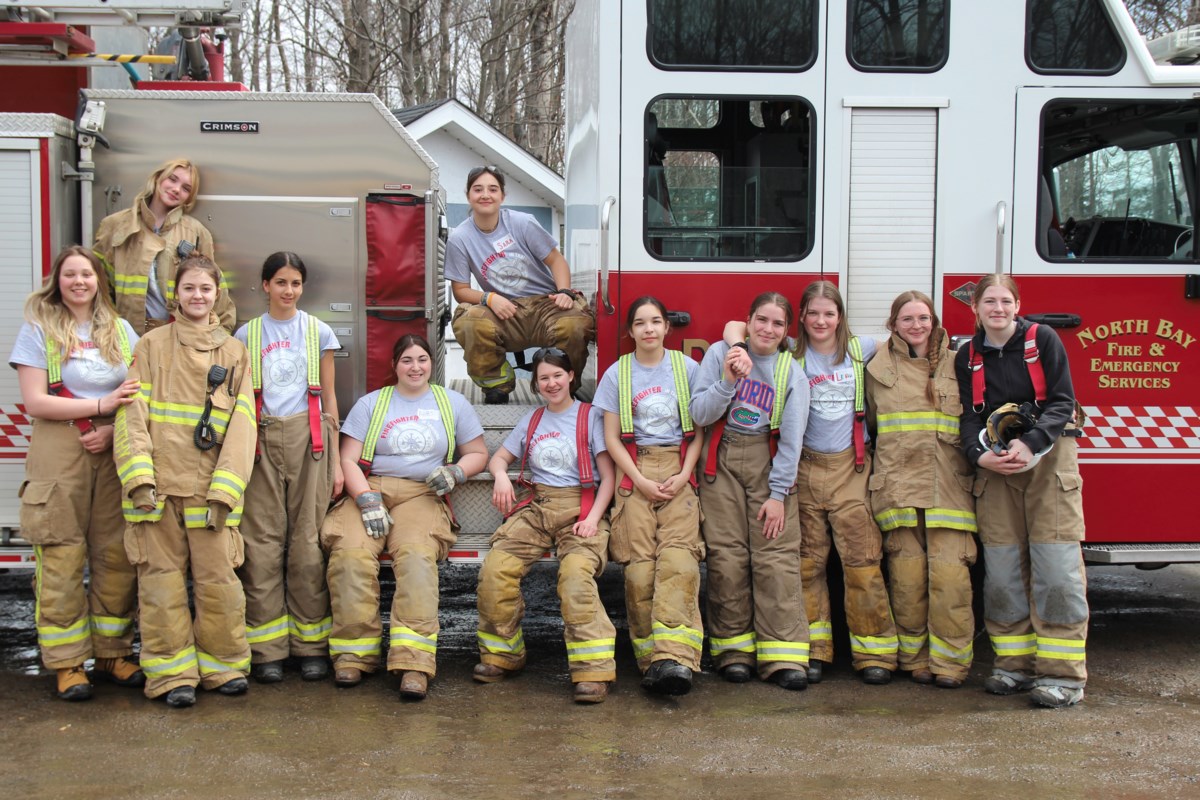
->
xmin=135 ymin=158 xmax=201 ymax=215
xmin=24 ymin=245 xmax=124 ymax=366
xmin=971 ymin=274 xmax=1021 ymax=329
xmin=793 ymin=280 xmax=855 ymax=364
xmin=886 ymin=290 xmax=943 ymax=405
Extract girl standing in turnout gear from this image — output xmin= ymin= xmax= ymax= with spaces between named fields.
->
xmin=114 ymin=256 xmax=257 ymax=708
xmin=785 ymin=281 xmax=897 ymax=685
xmin=865 ymin=291 xmax=977 ymax=689
xmin=692 ymin=292 xmax=811 ymax=691
xmin=11 ymin=246 xmax=142 ymax=701
xmin=593 ymin=296 xmax=705 ymax=696
xmin=234 ymin=252 xmax=343 ymax=684
xmin=473 ymin=349 xmax=618 ymax=704
xmin=954 ymin=275 xmax=1088 ymax=709
xmin=321 ymin=334 xmax=486 ymax=700
xmin=93 ymin=158 xmax=236 ymax=334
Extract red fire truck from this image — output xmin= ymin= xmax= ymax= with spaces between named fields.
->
xmin=563 ymin=0 xmax=1200 ymax=566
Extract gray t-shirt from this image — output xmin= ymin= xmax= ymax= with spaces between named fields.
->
xmin=146 ymin=254 xmax=169 ymax=321
xmin=801 ymin=337 xmax=878 ymax=453
xmin=501 ymin=400 xmax=607 ymax=488
xmin=592 ymin=353 xmax=700 ymax=446
xmin=444 ymin=208 xmax=559 ymax=299
xmin=235 ymin=311 xmax=341 ymax=417
xmin=689 ymin=341 xmax=808 ymax=500
xmin=342 ymin=386 xmax=483 ymax=480
xmin=9 ymin=320 xmax=139 ymax=399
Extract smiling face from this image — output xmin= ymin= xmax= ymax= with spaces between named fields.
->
xmin=154 ymin=166 xmax=194 ymax=214
xmin=264 ymin=266 xmax=304 ymax=318
xmin=58 ymin=254 xmax=99 ymax=316
xmin=747 ymin=301 xmax=789 ymax=356
xmin=803 ymin=296 xmax=841 ymax=353
xmin=892 ymin=299 xmax=934 ymax=353
xmin=467 ymin=171 xmax=505 ymax=220
xmin=175 ymin=266 xmax=218 ymax=322
xmin=974 ymin=284 xmax=1020 ymax=340
xmin=535 ymin=361 xmax=574 ymax=409
xmin=394 ymin=344 xmax=432 ymax=393
xmin=629 ymin=301 xmax=669 ymax=356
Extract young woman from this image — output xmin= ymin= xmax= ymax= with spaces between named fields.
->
xmin=321 ymin=335 xmax=486 ymax=700
xmin=115 ymin=255 xmax=256 ymax=708
xmin=474 ymin=349 xmax=617 ymax=703
xmin=865 ymin=291 xmax=977 ymax=689
xmin=93 ymin=158 xmax=235 ymax=333
xmin=445 ymin=165 xmax=594 ymax=402
xmin=954 ymin=275 xmax=1088 ymax=708
xmin=790 ymin=281 xmax=897 ymax=685
xmin=593 ymin=297 xmax=704 ymax=696
xmin=234 ymin=252 xmax=343 ymax=684
xmin=10 ymin=246 xmax=141 ymax=701
xmin=691 ymin=292 xmax=810 ymax=691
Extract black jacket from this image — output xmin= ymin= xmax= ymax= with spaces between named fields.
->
xmin=954 ymin=317 xmax=1077 ymax=467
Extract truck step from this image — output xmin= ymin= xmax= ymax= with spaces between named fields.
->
xmin=1082 ymin=542 xmax=1200 ymax=565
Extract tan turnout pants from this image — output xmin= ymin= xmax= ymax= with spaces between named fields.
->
xmin=610 ymin=446 xmax=704 ymax=672
xmin=238 ymin=412 xmax=336 ymax=663
xmin=885 ymin=512 xmax=977 ymax=681
xmin=796 ymin=447 xmax=898 ymax=671
xmin=125 ymin=495 xmax=250 ymax=698
xmin=975 ymin=439 xmax=1088 ymax=687
xmin=320 ymin=476 xmax=455 ymax=676
xmin=20 ymin=418 xmax=136 ymax=669
xmin=476 ymin=485 xmax=616 ymax=683
xmin=452 ymin=294 xmax=594 ymax=395
xmin=700 ymin=430 xmax=809 ymax=678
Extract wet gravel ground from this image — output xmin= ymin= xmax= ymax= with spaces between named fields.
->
xmin=1 ymin=562 xmax=1198 ymax=799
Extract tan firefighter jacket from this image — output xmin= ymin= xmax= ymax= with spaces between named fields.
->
xmin=94 ymin=201 xmax=236 ymax=333
xmin=114 ymin=313 xmax=257 ymax=523
xmin=864 ymin=330 xmax=976 ymax=534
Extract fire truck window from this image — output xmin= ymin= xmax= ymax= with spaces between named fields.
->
xmin=647 ymin=0 xmax=817 ymax=70
xmin=645 ymin=97 xmax=813 ymax=262
xmin=1040 ymin=99 xmax=1197 ymax=263
xmin=848 ymin=0 xmax=948 ymax=72
xmin=1026 ymin=0 xmax=1125 ymax=74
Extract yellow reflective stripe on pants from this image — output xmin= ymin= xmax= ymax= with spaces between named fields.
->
xmin=90 ymin=614 xmax=133 ymax=638
xmin=198 ymin=649 xmax=251 ymax=676
xmin=651 ymin=622 xmax=703 ymax=653
xmin=709 ymin=631 xmax=756 ymax=656
xmin=142 ymin=646 xmax=199 ymax=678
xmin=330 ymin=637 xmax=382 ymax=657
xmin=290 ymin=616 xmax=332 ymax=643
xmin=390 ymin=626 xmax=438 ymax=654
xmin=477 ymin=629 xmax=525 ymax=656
xmin=246 ymin=615 xmax=290 ymax=645
xmin=631 ymin=636 xmax=653 ymax=660
xmin=37 ymin=616 xmax=90 ymax=647
xmin=566 ymin=637 xmax=616 ymax=662
xmin=991 ymin=633 xmax=1037 ymax=656
xmin=756 ymin=639 xmax=811 ymax=663
xmin=849 ymin=633 xmax=899 ymax=657
xmin=930 ymin=634 xmax=973 ymax=666
xmin=898 ymin=633 xmax=926 ymax=656
xmin=1037 ymin=636 xmax=1086 ymax=661
xmin=808 ymin=620 xmax=833 ymax=643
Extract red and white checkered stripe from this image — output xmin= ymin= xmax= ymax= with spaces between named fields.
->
xmin=1080 ymin=406 xmax=1200 ymax=450
xmin=0 ymin=406 xmax=32 ymax=459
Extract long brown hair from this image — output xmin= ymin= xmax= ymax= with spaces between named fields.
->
xmin=793 ymin=280 xmax=854 ymax=364
xmin=24 ymin=245 xmax=124 ymax=366
xmin=135 ymin=158 xmax=201 ymax=215
xmin=886 ymin=290 xmax=944 ymax=405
